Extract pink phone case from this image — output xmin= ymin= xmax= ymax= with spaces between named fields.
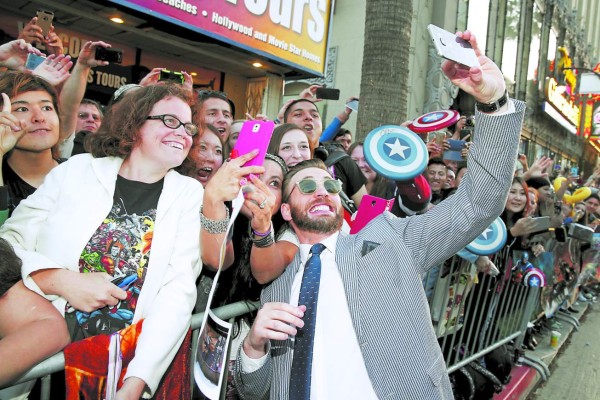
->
xmin=350 ymin=195 xmax=395 ymax=234
xmin=232 ymin=120 xmax=275 ymax=167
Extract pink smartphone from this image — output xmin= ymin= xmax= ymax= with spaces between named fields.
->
xmin=350 ymin=195 xmax=395 ymax=234
xmin=232 ymin=120 xmax=275 ymax=168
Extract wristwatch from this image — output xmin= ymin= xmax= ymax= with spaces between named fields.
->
xmin=476 ymin=90 xmax=509 ymax=113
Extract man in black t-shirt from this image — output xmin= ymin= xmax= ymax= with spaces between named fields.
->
xmin=283 ymin=99 xmax=367 ymax=207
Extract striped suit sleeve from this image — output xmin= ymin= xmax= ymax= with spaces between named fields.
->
xmin=387 ymin=100 xmax=526 ymax=275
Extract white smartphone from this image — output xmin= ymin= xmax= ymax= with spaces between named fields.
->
xmin=427 ymin=24 xmax=480 ymax=68
xmin=346 ymin=99 xmax=359 ymax=112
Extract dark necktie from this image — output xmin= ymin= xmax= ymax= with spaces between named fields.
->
xmin=289 ymin=243 xmax=326 ymax=400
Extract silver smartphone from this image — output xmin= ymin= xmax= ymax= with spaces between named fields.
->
xmin=427 ymin=24 xmax=480 ymax=68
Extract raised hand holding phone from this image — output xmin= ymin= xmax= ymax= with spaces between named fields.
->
xmin=35 ymin=10 xmax=54 ymax=37
xmin=77 ymin=41 xmax=112 ymax=67
xmin=440 ymin=30 xmax=506 ymax=107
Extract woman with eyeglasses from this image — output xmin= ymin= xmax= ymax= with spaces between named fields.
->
xmin=0 ymin=83 xmax=227 ymax=399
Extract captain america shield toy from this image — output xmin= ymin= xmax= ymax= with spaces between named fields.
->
xmin=408 ymin=110 xmax=460 ymax=133
xmin=523 ymin=269 xmax=546 ymax=287
xmin=466 ymin=217 xmax=508 ymax=256
xmin=363 ymin=125 xmax=428 ymax=181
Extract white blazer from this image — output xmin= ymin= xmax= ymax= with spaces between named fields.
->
xmin=0 ymin=154 xmax=203 ymax=397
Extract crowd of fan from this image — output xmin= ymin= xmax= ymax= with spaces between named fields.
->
xmin=0 ymin=18 xmax=597 ymax=400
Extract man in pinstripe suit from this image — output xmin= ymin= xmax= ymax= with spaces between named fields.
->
xmin=233 ymin=31 xmax=526 ymax=399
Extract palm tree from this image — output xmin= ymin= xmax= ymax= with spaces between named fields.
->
xmin=356 ymin=0 xmax=413 ymax=141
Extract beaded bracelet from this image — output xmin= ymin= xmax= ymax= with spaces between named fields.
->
xmin=252 ymin=230 xmax=275 ymax=248
xmin=200 ymin=205 xmax=230 ymax=234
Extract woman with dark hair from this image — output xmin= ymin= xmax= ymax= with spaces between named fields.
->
xmin=178 ymin=123 xmax=224 ymax=186
xmin=200 ymin=153 xmax=288 ymax=397
xmin=501 ymin=176 xmax=543 ymax=252
xmin=0 ymin=83 xmax=230 ymax=398
xmin=267 ymin=123 xmax=311 ymax=167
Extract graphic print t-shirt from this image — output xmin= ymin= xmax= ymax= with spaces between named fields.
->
xmin=65 ymin=175 xmax=163 ymax=340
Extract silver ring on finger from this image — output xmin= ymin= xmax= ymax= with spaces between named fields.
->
xmin=259 ymin=199 xmax=267 ymax=209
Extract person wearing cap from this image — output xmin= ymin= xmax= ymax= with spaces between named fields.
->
xmin=231 ymin=31 xmax=526 ymax=400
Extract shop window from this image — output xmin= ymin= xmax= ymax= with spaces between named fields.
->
xmin=500 ymin=0 xmax=522 ymax=89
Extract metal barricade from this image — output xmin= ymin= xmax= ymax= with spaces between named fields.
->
xmin=426 ymin=248 xmax=539 ymax=374
xmin=2 ymin=300 xmax=259 ymax=400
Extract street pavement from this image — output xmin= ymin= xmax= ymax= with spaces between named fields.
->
xmin=529 ymin=302 xmax=600 ymax=399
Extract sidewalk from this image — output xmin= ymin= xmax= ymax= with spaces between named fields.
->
xmin=494 ymin=301 xmax=596 ymax=400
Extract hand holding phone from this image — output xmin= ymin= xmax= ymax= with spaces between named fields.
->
xmin=350 ymin=195 xmax=395 ymax=234
xmin=427 ymin=24 xmax=480 ymax=68
xmin=35 ymin=10 xmax=54 ymax=37
xmin=232 ymin=120 xmax=275 ymax=169
xmin=95 ymin=47 xmax=123 ymax=64
xmin=158 ymin=69 xmax=184 ymax=84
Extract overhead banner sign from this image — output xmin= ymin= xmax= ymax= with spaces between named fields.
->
xmin=109 ymin=0 xmax=333 ymax=76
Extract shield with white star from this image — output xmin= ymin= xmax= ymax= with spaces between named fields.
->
xmin=408 ymin=110 xmax=460 ymax=133
xmin=363 ymin=125 xmax=428 ymax=181
xmin=466 ymin=217 xmax=508 ymax=256
xmin=523 ymin=269 xmax=546 ymax=287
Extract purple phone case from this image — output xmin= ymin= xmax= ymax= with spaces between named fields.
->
xmin=233 ymin=120 xmax=275 ymax=167
xmin=350 ymin=195 xmax=395 ymax=234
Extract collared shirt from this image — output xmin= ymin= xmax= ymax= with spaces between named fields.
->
xmin=241 ymin=233 xmax=377 ymax=399
xmin=292 ymin=233 xmax=377 ymax=399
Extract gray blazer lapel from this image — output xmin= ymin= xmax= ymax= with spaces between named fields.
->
xmin=335 ymin=232 xmax=362 ymax=339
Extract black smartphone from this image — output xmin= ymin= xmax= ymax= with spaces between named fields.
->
xmin=95 ymin=47 xmax=123 ymax=64
xmin=315 ymin=87 xmax=340 ymax=100
xmin=158 ymin=69 xmax=185 ymax=84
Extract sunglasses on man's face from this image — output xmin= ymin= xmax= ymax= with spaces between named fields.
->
xmin=285 ymin=178 xmax=343 ymax=202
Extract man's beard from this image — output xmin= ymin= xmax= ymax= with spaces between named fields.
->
xmin=290 ymin=202 xmax=343 ymax=234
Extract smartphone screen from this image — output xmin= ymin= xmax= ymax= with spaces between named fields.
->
xmin=570 ymin=167 xmax=579 ymax=176
xmin=159 ymin=70 xmax=184 ymax=84
xmin=427 ymin=24 xmax=480 ymax=68
xmin=232 ymin=120 xmax=275 ymax=168
xmin=95 ymin=47 xmax=123 ymax=64
xmin=346 ymin=99 xmax=359 ymax=112
xmin=315 ymin=87 xmax=340 ymax=100
xmin=531 ymin=216 xmax=551 ymax=232
xmin=350 ymin=195 xmax=395 ymax=234
xmin=25 ymin=53 xmax=46 ymax=70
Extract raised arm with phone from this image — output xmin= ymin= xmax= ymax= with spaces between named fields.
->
xmin=233 ymin=30 xmax=527 ymax=400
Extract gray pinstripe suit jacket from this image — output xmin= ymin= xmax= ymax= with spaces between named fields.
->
xmin=234 ymin=101 xmax=526 ymax=400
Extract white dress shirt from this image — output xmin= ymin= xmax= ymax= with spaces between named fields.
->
xmin=291 ymin=232 xmax=378 ymax=399
xmin=241 ymin=232 xmax=378 ymax=399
